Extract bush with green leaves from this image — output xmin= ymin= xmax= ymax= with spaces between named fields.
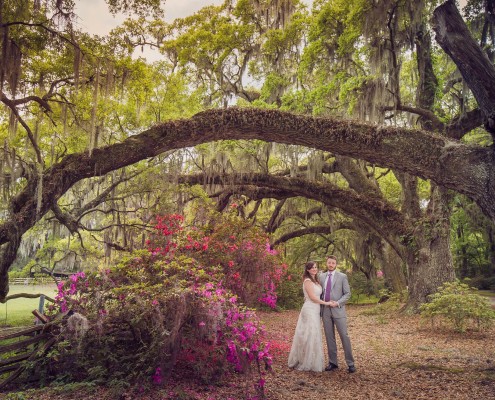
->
xmin=360 ymin=290 xmax=406 ymax=316
xmin=420 ymin=280 xmax=495 ymax=332
xmin=348 ymin=273 xmax=385 ymax=303
xmin=273 ymin=262 xmax=305 ymax=310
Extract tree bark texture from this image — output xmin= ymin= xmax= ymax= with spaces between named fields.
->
xmin=405 ymin=186 xmax=456 ymax=309
xmin=407 ymin=16 xmax=456 ymax=309
xmin=376 ymin=242 xmax=407 ymax=293
xmin=432 ymin=0 xmax=495 ymax=135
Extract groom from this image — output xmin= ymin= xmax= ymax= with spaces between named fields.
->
xmin=319 ymin=255 xmax=356 ymax=373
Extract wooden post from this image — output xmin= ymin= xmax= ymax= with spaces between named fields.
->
xmin=35 ymin=295 xmax=47 ymax=325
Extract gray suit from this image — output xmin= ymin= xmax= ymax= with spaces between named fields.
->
xmin=319 ymin=270 xmax=355 ymax=368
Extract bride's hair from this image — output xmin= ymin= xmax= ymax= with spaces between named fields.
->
xmin=303 ymin=261 xmax=319 ymax=284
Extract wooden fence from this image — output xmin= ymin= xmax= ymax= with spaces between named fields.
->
xmin=10 ymin=277 xmax=57 ymax=285
xmin=0 ymin=310 xmax=62 ymax=389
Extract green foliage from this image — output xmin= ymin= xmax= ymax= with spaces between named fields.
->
xmin=450 ymin=197 xmax=494 ymax=285
xmin=468 ymin=276 xmax=495 ymax=291
xmin=105 ymin=0 xmax=163 ymax=18
xmin=348 ymin=272 xmax=385 ymax=302
xmin=2 ymin=382 xmax=98 ymax=400
xmin=360 ymin=290 xmax=406 ymax=316
xmin=3 ymin=393 xmax=28 ymax=400
xmin=420 ymin=280 xmax=495 ymax=332
xmin=7 ymin=261 xmax=33 ymax=279
xmin=275 ymin=263 xmax=305 ymax=310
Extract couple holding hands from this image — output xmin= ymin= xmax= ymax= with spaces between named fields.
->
xmin=288 ymin=256 xmax=356 ymax=373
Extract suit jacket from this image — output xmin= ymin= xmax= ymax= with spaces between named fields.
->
xmin=319 ymin=270 xmax=351 ymax=318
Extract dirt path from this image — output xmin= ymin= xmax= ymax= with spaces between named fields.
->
xmin=259 ymin=306 xmax=495 ymax=400
xmin=2 ymin=305 xmax=494 ymax=400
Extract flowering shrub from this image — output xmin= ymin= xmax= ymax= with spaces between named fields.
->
xmin=146 ymin=208 xmax=288 ymax=309
xmin=46 ymin=210 xmax=277 ymax=398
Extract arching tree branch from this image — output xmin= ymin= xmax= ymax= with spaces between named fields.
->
xmin=272 ymin=225 xmax=348 ymax=247
xmin=176 ymin=172 xmax=410 ymax=250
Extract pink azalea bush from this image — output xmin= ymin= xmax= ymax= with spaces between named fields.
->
xmin=47 ymin=210 xmax=278 ymax=398
xmin=158 ymin=207 xmax=288 ymax=309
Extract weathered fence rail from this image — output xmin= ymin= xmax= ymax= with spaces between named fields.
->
xmin=9 ymin=277 xmax=57 ymax=285
xmin=0 ymin=311 xmax=64 ymax=389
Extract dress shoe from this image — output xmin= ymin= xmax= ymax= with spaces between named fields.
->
xmin=325 ymin=363 xmax=338 ymax=371
xmin=348 ymin=365 xmax=356 ymax=373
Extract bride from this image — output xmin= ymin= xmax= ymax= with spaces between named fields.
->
xmin=288 ymin=261 xmax=331 ymax=372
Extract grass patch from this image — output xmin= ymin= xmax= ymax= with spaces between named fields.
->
xmin=481 ymin=366 xmax=495 ymax=381
xmin=399 ymin=362 xmax=464 ymax=373
xmin=479 ymin=290 xmax=495 ymax=298
xmin=0 ymin=284 xmax=57 ymax=327
xmin=349 ymin=294 xmax=379 ymax=305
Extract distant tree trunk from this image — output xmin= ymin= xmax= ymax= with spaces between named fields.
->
xmin=376 ymin=242 xmax=407 ymax=293
xmin=487 ymin=225 xmax=495 ymax=276
xmin=456 ymin=224 xmax=470 ymax=278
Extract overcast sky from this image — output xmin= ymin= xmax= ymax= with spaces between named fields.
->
xmin=74 ymin=0 xmax=224 ymax=35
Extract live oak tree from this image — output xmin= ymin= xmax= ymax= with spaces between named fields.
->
xmin=0 ymin=0 xmax=494 ymax=308
xmin=157 ymin=0 xmax=490 ymax=308
xmin=158 ymin=0 xmax=492 ymax=308
xmin=1 ymin=104 xmax=491 ymax=303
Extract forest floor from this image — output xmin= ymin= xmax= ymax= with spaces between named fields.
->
xmin=2 ymin=305 xmax=495 ymax=400
xmin=261 ymin=307 xmax=495 ymax=400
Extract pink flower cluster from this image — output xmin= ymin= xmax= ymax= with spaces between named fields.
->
xmin=55 ymin=271 xmax=86 ymax=312
xmin=147 ymin=212 xmax=288 ymax=310
xmin=155 ymin=214 xmax=184 ymax=236
xmin=224 ymin=308 xmax=273 ymax=374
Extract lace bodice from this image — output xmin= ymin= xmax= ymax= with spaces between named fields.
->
xmin=303 ymin=278 xmax=322 ymax=303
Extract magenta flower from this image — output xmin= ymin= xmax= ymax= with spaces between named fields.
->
xmin=152 ymin=367 xmax=162 ymax=385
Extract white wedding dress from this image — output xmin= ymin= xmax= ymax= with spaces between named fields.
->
xmin=287 ymin=279 xmax=325 ymax=371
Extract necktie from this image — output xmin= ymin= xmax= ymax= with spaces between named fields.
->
xmin=324 ymin=273 xmax=332 ymax=301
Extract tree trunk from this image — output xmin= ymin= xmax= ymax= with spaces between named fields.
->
xmin=406 ymin=233 xmax=455 ymax=310
xmin=402 ymin=15 xmax=456 ymax=310
xmin=456 ymin=224 xmax=470 ymax=278
xmin=405 ymin=186 xmax=456 ymax=310
xmin=376 ymin=242 xmax=407 ymax=293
